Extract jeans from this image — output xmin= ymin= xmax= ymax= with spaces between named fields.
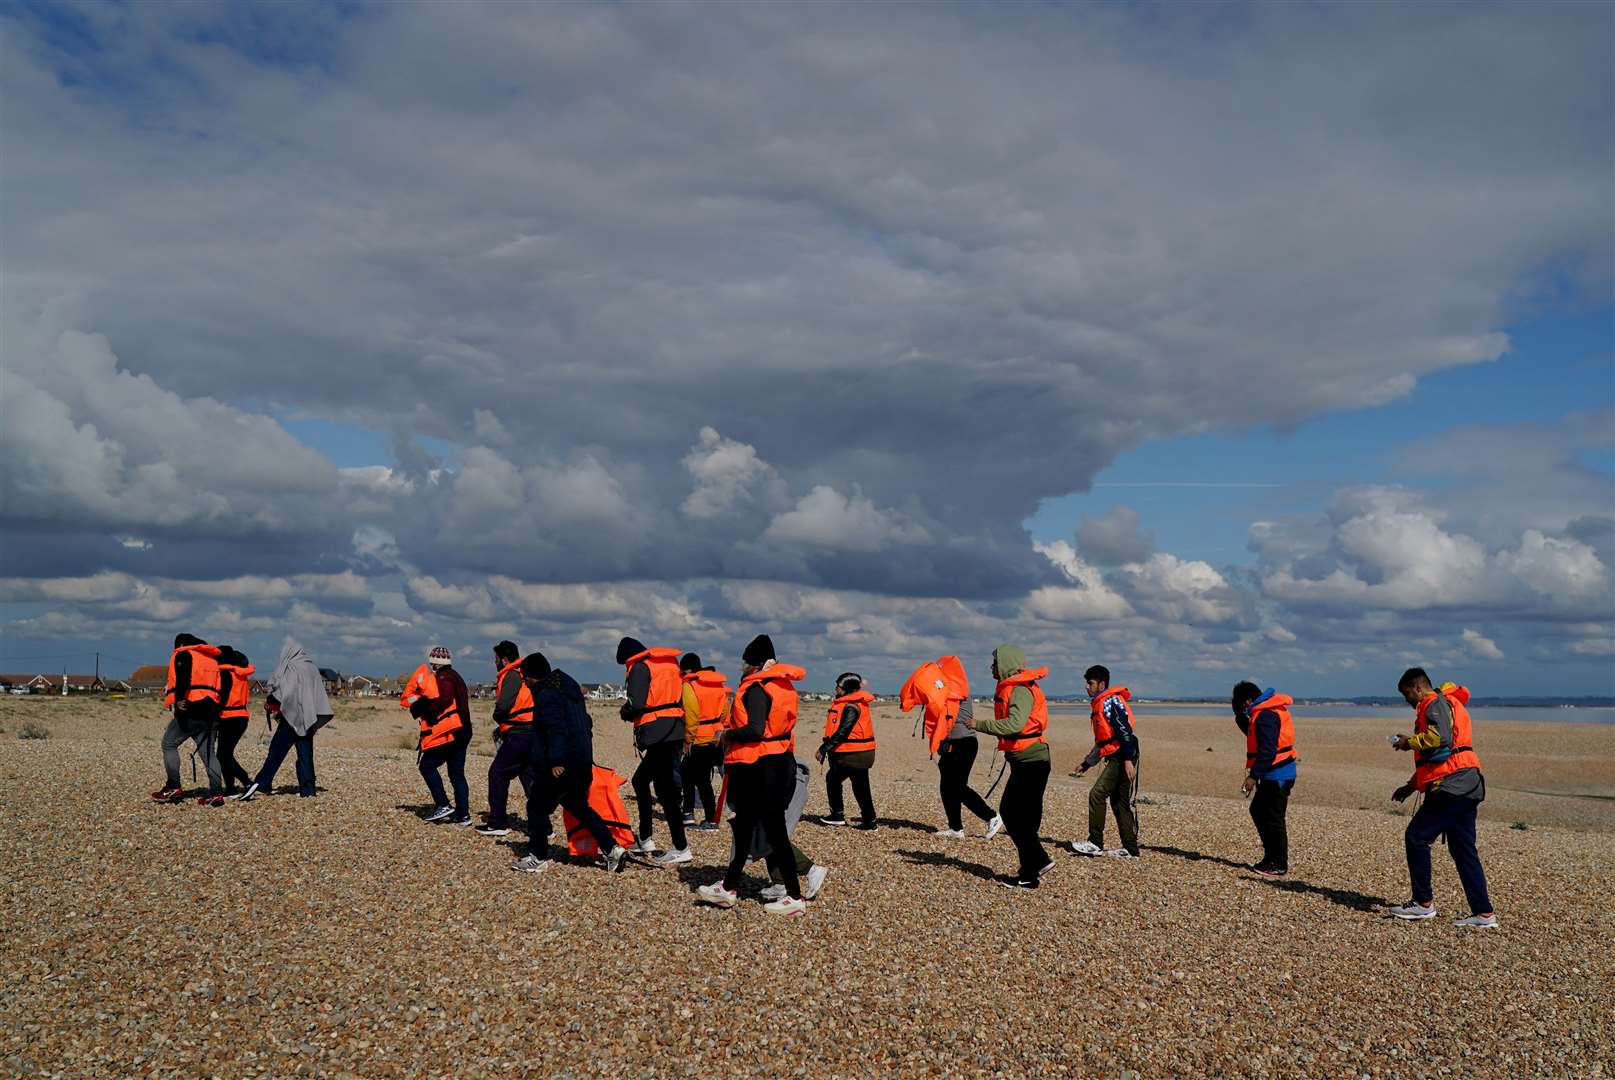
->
xmin=937 ymin=737 xmax=996 ymax=831
xmin=1000 ymin=757 xmax=1050 ymax=881
xmin=825 ymin=755 xmax=877 ymax=821
xmin=419 ymin=740 xmax=469 ymax=816
xmin=1249 ymin=778 xmax=1293 ymax=870
xmin=486 ymin=729 xmax=534 ymax=828
xmin=255 ymin=718 xmax=316 ymax=797
xmin=1406 ymin=787 xmax=1494 ymax=915
xmin=216 ymin=715 xmax=253 ymax=792
xmin=630 ymin=740 xmax=687 ymax=849
xmin=1087 ymin=756 xmax=1139 ymax=855
xmin=681 ymin=742 xmax=723 ymax=821
xmin=162 ymin=703 xmax=222 ymax=793
xmin=723 ymin=755 xmax=800 ymax=899
xmin=524 ymin=761 xmax=616 ymax=861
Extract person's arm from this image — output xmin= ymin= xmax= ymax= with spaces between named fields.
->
xmin=491 ymin=671 xmax=520 ymax=726
xmin=171 ymin=650 xmax=193 ymax=710
xmin=726 ymin=684 xmax=772 ymax=742
xmin=973 ymin=686 xmax=1032 ymax=737
xmin=1108 ymin=698 xmax=1138 ymax=762
xmin=620 ymin=664 xmax=650 ymax=722
xmin=1247 ymin=710 xmax=1279 ymax=778
xmin=218 ymin=668 xmax=234 ymax=711
xmin=682 ymin=683 xmax=700 ymax=745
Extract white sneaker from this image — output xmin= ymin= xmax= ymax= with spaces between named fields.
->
xmin=1391 ymin=901 xmax=1437 ymax=920
xmin=604 ymin=845 xmax=629 ymax=873
xmin=984 ymin=815 xmax=1003 ymax=841
xmin=696 ymin=882 xmax=738 ymax=908
xmin=630 ymin=837 xmax=658 ymax=855
xmin=1069 ymin=839 xmax=1103 ymax=856
xmin=232 ymin=781 xmax=260 ymax=803
xmin=510 ymin=854 xmax=550 ymax=874
xmin=1454 ymin=913 xmax=1499 ymax=929
xmin=803 ymin=864 xmax=828 ymax=900
xmin=764 ymin=895 xmax=807 ymax=916
xmin=655 ymin=847 xmax=693 ymax=867
xmin=1102 ymin=849 xmax=1139 ymax=859
xmin=760 ymin=883 xmax=787 ymax=901
xmin=935 ymin=828 xmax=966 ymax=839
xmin=424 ymin=805 xmax=453 ymax=823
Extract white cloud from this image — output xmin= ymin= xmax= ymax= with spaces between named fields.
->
xmin=1460 ymin=628 xmax=1505 ymax=662
xmin=681 ymin=427 xmax=786 ymax=519
xmin=763 ymin=486 xmax=929 ymax=552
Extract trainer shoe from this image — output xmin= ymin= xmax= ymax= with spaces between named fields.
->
xmin=447 ymin=814 xmax=473 ymax=827
xmin=763 ymin=896 xmax=808 ymax=916
xmin=510 ymin=854 xmax=550 ymax=874
xmin=996 ymin=876 xmax=1039 ymax=890
xmin=151 ymin=785 xmax=184 ymax=803
xmin=1391 ymin=901 xmax=1437 ymax=920
xmin=760 ymin=883 xmax=788 ymax=902
xmin=1454 ymin=913 xmax=1499 ymax=929
xmin=231 ymin=781 xmax=260 ymax=802
xmin=803 ymin=864 xmax=829 ymax=900
xmin=655 ymin=847 xmax=693 ymax=867
xmin=984 ymin=815 xmax=1003 ymax=841
xmin=696 ymin=882 xmax=739 ymax=908
xmin=854 ymin=819 xmax=879 ymax=832
xmin=196 ymin=794 xmax=226 ymax=807
xmin=604 ymin=845 xmax=629 ymax=873
xmin=630 ymin=837 xmax=659 ymax=855
xmin=475 ymin=825 xmax=511 ymax=837
xmin=424 ymin=805 xmax=453 ymax=823
xmin=820 ymin=815 xmax=847 ymax=827
xmin=1036 ymin=860 xmax=1056 ymax=878
xmin=1069 ymin=840 xmax=1103 ymax=856
xmin=935 ymin=828 xmax=966 ymax=839
xmin=682 ymin=814 xmax=698 ymax=826
xmin=1249 ymin=864 xmax=1286 ymax=879
xmin=1102 ymin=849 xmax=1139 ymax=859
xmin=695 ymin=821 xmax=721 ymax=832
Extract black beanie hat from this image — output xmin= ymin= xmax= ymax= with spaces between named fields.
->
xmin=616 ymin=637 xmax=646 ymax=665
xmin=835 ymin=672 xmax=862 ymax=694
xmin=742 ymin=634 xmax=775 ymax=666
xmin=174 ymin=632 xmax=205 ymax=648
xmin=521 ymin=652 xmax=552 ymax=680
xmin=679 ymin=652 xmax=702 ymax=674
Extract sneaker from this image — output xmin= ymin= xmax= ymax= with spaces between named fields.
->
xmin=604 ymin=845 xmax=629 ymax=873
xmin=1390 ymin=901 xmax=1437 ymax=921
xmin=447 ymin=815 xmax=473 ymax=827
xmin=231 ymin=781 xmax=260 ymax=803
xmin=1036 ymin=860 xmax=1056 ymax=878
xmin=150 ymin=785 xmax=184 ymax=803
xmin=763 ymin=896 xmax=808 ymax=916
xmin=424 ymin=805 xmax=453 ymax=823
xmin=854 ymin=819 xmax=879 ymax=832
xmin=935 ymin=828 xmax=966 ymax=839
xmin=682 ymin=814 xmax=698 ymax=826
xmin=760 ymin=883 xmax=787 ymax=902
xmin=696 ymin=882 xmax=739 ymax=908
xmin=655 ymin=847 xmax=693 ymax=867
xmin=1102 ymin=849 xmax=1139 ymax=859
xmin=803 ymin=864 xmax=828 ymax=901
xmin=695 ymin=821 xmax=721 ymax=832
xmin=996 ymin=877 xmax=1039 ymax=890
xmin=510 ymin=854 xmax=550 ymax=874
xmin=1249 ymin=864 xmax=1287 ymax=879
xmin=630 ymin=837 xmax=659 ymax=855
xmin=475 ymin=825 xmax=511 ymax=837
xmin=984 ymin=815 xmax=1003 ymax=841
xmin=1069 ymin=840 xmax=1103 ymax=856
xmin=196 ymin=794 xmax=226 ymax=807
xmin=1454 ymin=913 xmax=1499 ymax=929
xmin=820 ymin=815 xmax=847 ymax=827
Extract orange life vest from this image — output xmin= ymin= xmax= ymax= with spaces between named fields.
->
xmin=822 ymin=689 xmax=877 ymax=753
xmin=164 ymin=644 xmax=222 ymax=709
xmin=1413 ymin=684 xmax=1482 ymax=792
xmin=993 ymin=666 xmax=1050 ymax=753
xmin=564 ymin=766 xmax=637 ymax=857
xmin=219 ymin=662 xmax=255 ymax=720
xmin=402 ymin=664 xmax=464 ymax=751
xmin=1245 ymin=693 xmax=1297 ymax=771
xmin=723 ymin=663 xmax=806 ymax=766
xmin=494 ymin=659 xmax=535 ymax=736
xmin=1090 ymin=686 xmax=1134 ymax=757
xmin=683 ymin=669 xmax=731 ymax=745
xmin=624 ymin=647 xmax=685 ymax=726
xmin=900 ymin=656 xmax=969 ymax=755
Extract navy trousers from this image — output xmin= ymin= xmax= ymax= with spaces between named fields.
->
xmin=1406 ymin=788 xmax=1493 ymax=915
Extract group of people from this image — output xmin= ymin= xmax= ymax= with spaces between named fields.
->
xmin=152 ymin=630 xmax=1498 ymax=926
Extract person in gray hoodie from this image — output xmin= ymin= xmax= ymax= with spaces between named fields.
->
xmin=234 ymin=638 xmax=331 ymax=800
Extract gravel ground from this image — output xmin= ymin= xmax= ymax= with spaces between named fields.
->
xmin=2 ymin=696 xmax=1611 ymax=1078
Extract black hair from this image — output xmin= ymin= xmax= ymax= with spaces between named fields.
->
xmin=1083 ymin=664 xmax=1110 ymax=686
xmin=521 ymin=652 xmax=552 ymax=680
xmin=679 ymin=652 xmax=703 ymax=674
xmin=1398 ymin=667 xmax=1431 ymax=692
xmin=616 ymin=637 xmax=646 ymax=665
xmin=1231 ymin=680 xmax=1261 ymax=716
xmin=835 ymin=672 xmax=862 ymax=694
xmin=493 ymin=640 xmax=520 ymax=663
xmin=174 ymin=632 xmax=205 ymax=648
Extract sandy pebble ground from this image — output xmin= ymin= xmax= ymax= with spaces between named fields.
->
xmin=2 ymin=695 xmax=1610 ymax=1078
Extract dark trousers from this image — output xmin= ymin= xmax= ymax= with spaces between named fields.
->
xmin=216 ymin=715 xmax=253 ymax=792
xmin=825 ymin=755 xmax=876 ymax=821
xmin=1000 ymin=758 xmax=1050 ymax=881
xmin=524 ymin=761 xmax=616 ymax=862
xmin=937 ymin=737 xmax=996 ymax=831
xmin=1087 ymin=757 xmax=1139 ymax=855
xmin=255 ymin=719 xmax=316 ymax=797
xmin=1406 ymin=788 xmax=1494 ymax=915
xmin=723 ymin=755 xmax=801 ymax=899
xmin=486 ymin=729 xmax=534 ymax=828
xmin=419 ymin=740 xmax=469 ymax=816
xmin=631 ymin=740 xmax=687 ymax=849
xmin=1249 ymin=778 xmax=1293 ymax=871
xmin=682 ymin=742 xmax=723 ymax=821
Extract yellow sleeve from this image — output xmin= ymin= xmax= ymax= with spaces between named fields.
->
xmin=1406 ymin=729 xmax=1443 ymax=751
xmin=682 ymin=684 xmax=700 ymax=742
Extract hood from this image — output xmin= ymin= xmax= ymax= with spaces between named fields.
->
xmin=992 ymin=644 xmax=1026 ymax=679
xmin=615 ymin=637 xmax=646 ymax=665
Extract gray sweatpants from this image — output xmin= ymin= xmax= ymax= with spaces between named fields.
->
xmin=162 ymin=713 xmax=222 ymax=793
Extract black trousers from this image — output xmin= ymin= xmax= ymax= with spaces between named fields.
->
xmin=937 ymin=737 xmax=996 ymax=831
xmin=486 ymin=729 xmax=535 ymax=828
xmin=723 ymin=754 xmax=800 ymax=899
xmin=524 ymin=761 xmax=616 ymax=862
xmin=215 ymin=715 xmax=254 ymax=791
xmin=1249 ymin=778 xmax=1293 ymax=871
xmin=1000 ymin=757 xmax=1050 ymax=881
xmin=825 ymin=755 xmax=876 ymax=821
xmin=631 ymin=740 xmax=687 ymax=849
xmin=681 ymin=742 xmax=723 ymax=821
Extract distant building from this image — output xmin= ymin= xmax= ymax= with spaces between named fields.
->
xmin=128 ymin=665 xmax=169 ymax=693
xmin=0 ymin=673 xmax=104 ymax=693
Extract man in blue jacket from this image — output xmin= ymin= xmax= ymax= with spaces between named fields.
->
xmin=511 ymin=652 xmax=628 ymax=874
xmin=1232 ymin=680 xmax=1298 ymax=878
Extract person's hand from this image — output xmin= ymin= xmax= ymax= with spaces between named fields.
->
xmin=1076 ymin=761 xmax=1090 ymax=776
xmin=619 ymin=703 xmax=635 ymax=723
xmin=552 ymin=766 xmax=565 ymax=778
xmin=1392 ymin=734 xmax=1412 ymax=752
xmin=961 ymin=714 xmax=977 ymax=731
xmin=1124 ymin=760 xmax=1137 ymax=782
xmin=1392 ymin=782 xmax=1416 ymax=803
xmin=815 ymin=749 xmax=827 ymax=765
xmin=1241 ymin=775 xmax=1256 ymax=795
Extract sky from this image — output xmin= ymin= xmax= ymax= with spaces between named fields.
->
xmin=1 ymin=0 xmax=1611 ymax=696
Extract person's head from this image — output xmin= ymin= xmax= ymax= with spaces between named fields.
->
xmin=520 ymin=652 xmax=551 ymax=680
xmin=427 ymin=645 xmax=452 ymax=668
xmin=616 ymin=637 xmax=646 ymax=665
xmin=990 ymin=644 xmax=1025 ymax=682
xmin=835 ymin=672 xmax=863 ymax=696
xmin=1231 ymin=680 xmax=1262 ymax=718
xmin=1084 ymin=664 xmax=1111 ymax=699
xmin=493 ymin=640 xmax=520 ymax=666
xmin=741 ymin=634 xmax=775 ymax=676
xmin=679 ymin=652 xmax=703 ymax=674
xmin=174 ymin=632 xmax=205 ymax=648
xmin=1397 ymin=666 xmax=1433 ymax=707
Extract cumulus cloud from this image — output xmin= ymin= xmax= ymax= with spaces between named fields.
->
xmin=763 ymin=486 xmax=929 ymax=552
xmin=681 ymin=427 xmax=786 ymax=519
xmin=1076 ymin=506 xmax=1155 ymax=566
xmin=1461 ymin=628 xmax=1505 ymax=662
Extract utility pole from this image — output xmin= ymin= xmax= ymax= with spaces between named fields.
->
xmin=95 ymin=652 xmax=100 ymax=683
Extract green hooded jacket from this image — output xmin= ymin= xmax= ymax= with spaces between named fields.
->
xmin=973 ymin=644 xmax=1051 ymax=764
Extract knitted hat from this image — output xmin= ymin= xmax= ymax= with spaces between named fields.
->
xmin=742 ymin=634 xmax=775 ymax=666
xmin=616 ymin=637 xmax=646 ymax=665
xmin=679 ymin=652 xmax=703 ymax=674
xmin=427 ymin=645 xmax=452 ymax=667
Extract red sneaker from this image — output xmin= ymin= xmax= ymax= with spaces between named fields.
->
xmin=151 ymin=785 xmax=184 ymax=803
xmin=196 ymin=794 xmax=226 ymax=807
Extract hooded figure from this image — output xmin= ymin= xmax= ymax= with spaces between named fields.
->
xmin=236 ymin=638 xmax=331 ymax=800
xmin=961 ymin=644 xmax=1054 ymax=887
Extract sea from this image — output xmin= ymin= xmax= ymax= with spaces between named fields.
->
xmin=1046 ymin=702 xmax=1615 ymax=724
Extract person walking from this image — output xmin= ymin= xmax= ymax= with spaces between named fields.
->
xmin=413 ymin=646 xmax=473 ymax=825
xmin=900 ymin=656 xmax=1001 ymax=840
xmin=616 ymin=637 xmax=691 ymax=866
xmin=817 ymin=672 xmax=878 ymax=829
xmin=1389 ymin=669 xmax=1498 ymax=929
xmin=235 ymin=638 xmax=331 ymax=800
xmin=215 ymin=646 xmax=256 ymax=795
xmin=151 ymin=633 xmax=226 ymax=805
xmin=1069 ymin=664 xmax=1141 ymax=859
xmin=962 ymin=645 xmax=1053 ymax=889
xmin=679 ymin=653 xmax=728 ymax=831
xmin=1232 ymin=681 xmax=1297 ymax=877
xmin=478 ymin=640 xmax=536 ymax=837
xmin=511 ymin=652 xmax=629 ymax=874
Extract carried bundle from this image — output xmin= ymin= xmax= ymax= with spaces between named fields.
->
xmin=899 ymin=655 xmax=969 ymax=755
xmin=564 ymin=766 xmax=637 ymax=857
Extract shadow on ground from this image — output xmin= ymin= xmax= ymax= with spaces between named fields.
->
xmin=895 ymin=847 xmax=1000 ymax=882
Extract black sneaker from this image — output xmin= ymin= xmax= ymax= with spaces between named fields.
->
xmin=996 ymin=876 xmax=1039 ymax=890
xmin=854 ymin=819 xmax=879 ymax=831
xmin=821 ymin=815 xmax=847 ymax=827
xmin=475 ymin=824 xmax=511 ymax=837
xmin=448 ymin=815 xmax=473 ymax=827
xmin=1250 ymin=864 xmax=1287 ymax=879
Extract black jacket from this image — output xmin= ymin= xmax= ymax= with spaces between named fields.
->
xmin=529 ymin=669 xmax=594 ymax=768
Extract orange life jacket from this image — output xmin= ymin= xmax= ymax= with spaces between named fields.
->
xmin=624 ymin=647 xmax=685 ymax=726
xmin=1090 ymin=686 xmax=1134 ymax=757
xmin=1413 ymin=684 xmax=1482 ymax=792
xmin=724 ymin=663 xmax=806 ymax=766
xmin=164 ymin=644 xmax=222 ymax=709
xmin=219 ymin=662 xmax=256 ymax=720
xmin=683 ymin=669 xmax=731 ymax=745
xmin=822 ymin=689 xmax=877 ymax=753
xmin=900 ymin=656 xmax=969 ymax=755
xmin=494 ymin=659 xmax=535 ymax=736
xmin=402 ymin=664 xmax=464 ymax=751
xmin=993 ymin=666 xmax=1050 ymax=753
xmin=564 ymin=766 xmax=637 ymax=857
xmin=1245 ymin=693 xmax=1297 ymax=770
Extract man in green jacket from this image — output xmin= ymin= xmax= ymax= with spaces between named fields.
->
xmin=964 ymin=644 xmax=1053 ymax=888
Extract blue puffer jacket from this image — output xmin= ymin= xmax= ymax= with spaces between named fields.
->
xmin=527 ymin=669 xmax=594 ymax=768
